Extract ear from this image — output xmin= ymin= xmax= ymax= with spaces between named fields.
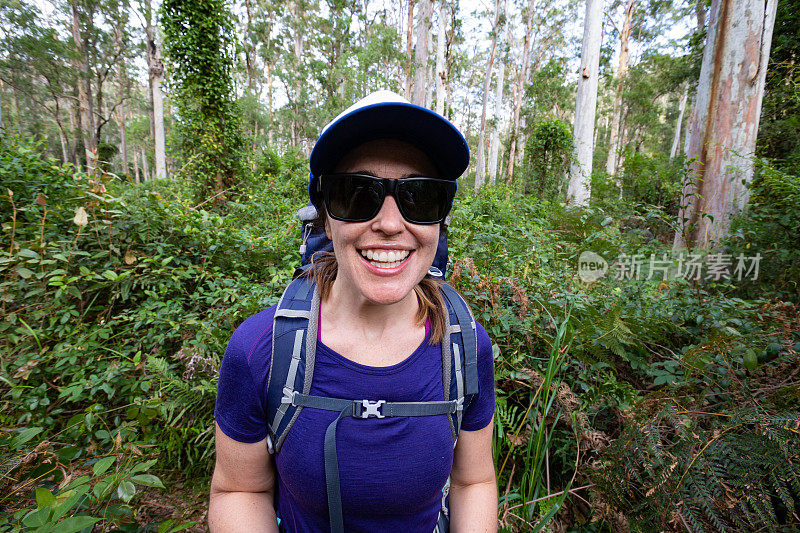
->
xmin=324 ymin=218 xmax=331 ymax=240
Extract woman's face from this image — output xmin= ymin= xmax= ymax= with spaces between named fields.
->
xmin=325 ymin=139 xmax=441 ymax=306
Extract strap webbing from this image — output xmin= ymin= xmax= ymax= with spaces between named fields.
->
xmin=292 ymin=392 xmax=460 ymax=533
xmin=293 ymin=393 xmax=459 ymax=417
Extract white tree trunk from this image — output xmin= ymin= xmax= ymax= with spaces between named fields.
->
xmin=425 ymin=31 xmax=434 ymax=108
xmin=412 ymin=0 xmax=433 ymax=105
xmin=141 ymin=147 xmax=150 ymax=182
xmin=475 ymin=0 xmax=504 ymax=191
xmin=145 ymin=0 xmax=166 ymax=180
xmin=488 ymin=55 xmax=506 ymax=184
xmin=405 ymin=0 xmax=415 ymax=100
xmin=605 ymin=0 xmax=635 ymax=179
xmin=505 ymin=0 xmax=535 ymax=185
xmin=670 ymin=84 xmax=688 ymax=159
xmin=567 ymin=0 xmax=603 ymax=206
xmin=674 ymin=0 xmax=778 ymax=248
xmin=434 ymin=0 xmax=447 ymax=115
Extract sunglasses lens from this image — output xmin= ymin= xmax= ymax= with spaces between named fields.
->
xmin=326 ymin=175 xmax=383 ymax=221
xmin=397 ymin=180 xmax=453 ymax=223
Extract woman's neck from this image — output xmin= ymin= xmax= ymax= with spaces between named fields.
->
xmin=320 ymin=280 xmax=425 ymax=366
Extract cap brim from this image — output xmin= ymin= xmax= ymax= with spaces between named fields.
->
xmin=309 ymin=102 xmax=470 ymax=181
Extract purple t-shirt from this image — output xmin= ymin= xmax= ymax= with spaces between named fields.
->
xmin=214 ymin=305 xmax=495 ymax=533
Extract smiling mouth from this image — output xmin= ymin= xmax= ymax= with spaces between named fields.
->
xmin=359 ymin=249 xmax=411 ymax=269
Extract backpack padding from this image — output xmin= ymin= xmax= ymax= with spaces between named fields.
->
xmin=440 ymin=284 xmax=479 ymax=398
xmin=266 ymin=276 xmax=321 ymax=453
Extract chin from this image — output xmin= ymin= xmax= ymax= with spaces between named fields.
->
xmin=359 ymin=280 xmax=418 ymax=306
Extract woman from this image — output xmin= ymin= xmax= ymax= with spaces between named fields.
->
xmin=210 ymin=91 xmax=497 ymax=532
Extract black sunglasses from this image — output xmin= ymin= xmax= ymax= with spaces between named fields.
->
xmin=318 ymin=173 xmax=456 ymax=224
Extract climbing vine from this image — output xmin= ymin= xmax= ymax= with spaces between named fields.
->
xmin=161 ymin=0 xmax=244 ymax=203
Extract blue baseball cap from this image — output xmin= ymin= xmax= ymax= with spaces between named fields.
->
xmin=308 ymin=90 xmax=470 ymax=204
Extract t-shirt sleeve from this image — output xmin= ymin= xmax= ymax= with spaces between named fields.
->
xmin=214 ymin=307 xmax=276 ymax=443
xmin=459 ymin=321 xmax=496 ymax=432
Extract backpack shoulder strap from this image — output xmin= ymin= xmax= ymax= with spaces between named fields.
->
xmin=266 ymin=276 xmax=320 ymax=453
xmin=439 ymin=282 xmax=479 ymax=441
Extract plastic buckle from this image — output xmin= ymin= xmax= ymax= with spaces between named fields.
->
xmin=357 ymin=399 xmax=385 ymax=419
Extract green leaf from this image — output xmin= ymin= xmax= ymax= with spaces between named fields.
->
xmin=131 ymin=474 xmax=165 ymax=488
xmin=92 ymin=455 xmax=116 ymax=475
xmin=10 ymin=427 xmax=43 ymax=449
xmin=16 ymin=266 xmax=35 ymax=279
xmin=18 ymin=248 xmax=40 ymax=259
xmin=102 ymin=270 xmax=118 ymax=281
xmin=743 ymin=349 xmax=758 ymax=370
xmin=22 ymin=507 xmax=50 ymax=528
xmin=129 ymin=459 xmax=158 ymax=474
xmin=117 ymin=480 xmax=136 ymax=502
xmin=167 ymin=521 xmax=198 ymax=532
xmin=49 ymin=516 xmax=101 ymax=533
xmin=36 ymin=487 xmax=56 ymax=509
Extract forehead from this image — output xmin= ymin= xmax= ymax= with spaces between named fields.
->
xmin=333 ymin=139 xmax=440 ymax=178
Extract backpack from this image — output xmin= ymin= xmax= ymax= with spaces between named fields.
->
xmin=264 ymin=208 xmax=478 ymax=533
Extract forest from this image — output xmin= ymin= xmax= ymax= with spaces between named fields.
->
xmin=0 ymin=0 xmax=799 ymax=530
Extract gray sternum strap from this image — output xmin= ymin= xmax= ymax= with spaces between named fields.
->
xmin=291 ymin=392 xmax=462 ymax=418
xmin=290 ymin=391 xmax=462 ymax=533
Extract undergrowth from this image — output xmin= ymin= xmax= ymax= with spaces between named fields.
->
xmin=1 ymin=139 xmax=798 ymax=531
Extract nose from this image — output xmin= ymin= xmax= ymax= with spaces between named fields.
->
xmin=370 ymin=194 xmax=404 ymax=235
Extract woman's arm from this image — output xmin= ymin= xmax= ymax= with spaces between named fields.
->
xmin=448 ymin=417 xmax=498 ymax=533
xmin=208 ymin=423 xmax=280 ymax=533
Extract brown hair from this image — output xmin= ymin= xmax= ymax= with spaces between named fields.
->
xmin=305 ymin=207 xmax=448 ymax=345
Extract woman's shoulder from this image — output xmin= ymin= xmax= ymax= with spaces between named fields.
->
xmin=225 ymin=304 xmax=279 ymax=366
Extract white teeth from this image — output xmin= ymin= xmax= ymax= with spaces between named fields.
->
xmin=359 ymin=249 xmax=410 ymax=268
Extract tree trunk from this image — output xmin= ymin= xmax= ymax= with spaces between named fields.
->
xmin=141 ymin=147 xmax=150 ymax=182
xmin=475 ymin=0 xmax=504 ymax=191
xmin=412 ymin=0 xmax=432 ymax=105
xmin=435 ymin=0 xmax=447 ymax=115
xmin=405 ymin=0 xmax=415 ymax=100
xmin=567 ymin=0 xmax=603 ymax=206
xmin=681 ymin=0 xmax=708 ymax=158
xmin=70 ymin=1 xmax=98 ymax=174
xmin=674 ymin=0 xmax=778 ymax=248
xmin=145 ymin=0 xmax=167 ymax=180
xmin=115 ymin=28 xmax=129 ymax=176
xmin=670 ymin=84 xmax=688 ymax=159
xmin=605 ymin=0 xmax=635 ymax=180
xmin=11 ymin=84 xmax=22 ymax=135
xmin=133 ymin=142 xmax=140 ymax=182
xmin=489 ymin=50 xmax=506 ymax=184
xmin=505 ymin=0 xmax=535 ymax=185
xmin=425 ymin=30 xmax=434 ymax=108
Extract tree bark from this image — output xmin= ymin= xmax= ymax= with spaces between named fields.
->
xmin=412 ymin=0 xmax=433 ymax=105
xmin=115 ymin=27 xmax=129 ymax=176
xmin=489 ymin=45 xmax=506 ymax=184
xmin=670 ymin=84 xmax=688 ymax=159
xmin=141 ymin=146 xmax=150 ymax=182
xmin=70 ymin=1 xmax=97 ymax=173
xmin=475 ymin=0 xmax=504 ymax=190
xmin=405 ymin=0 xmax=415 ymax=100
xmin=425 ymin=30 xmax=434 ymax=108
xmin=505 ymin=0 xmax=535 ymax=185
xmin=567 ymin=0 xmax=603 ymax=206
xmin=681 ymin=0 xmax=708 ymax=157
xmin=434 ymin=0 xmax=447 ymax=115
xmin=605 ymin=0 xmax=635 ymax=180
xmin=133 ymin=141 xmax=140 ymax=182
xmin=674 ymin=0 xmax=778 ymax=248
xmin=145 ymin=0 xmax=167 ymax=180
